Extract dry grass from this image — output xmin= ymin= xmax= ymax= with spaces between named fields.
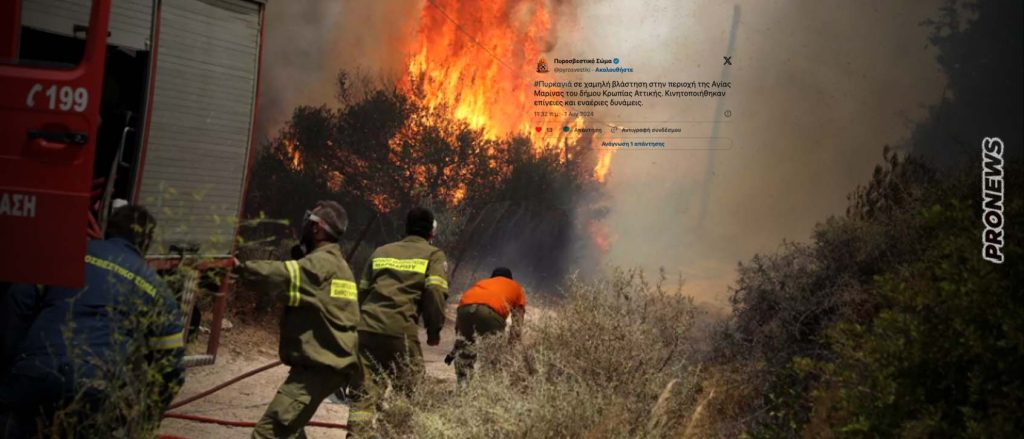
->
xmin=376 ymin=268 xmax=706 ymax=438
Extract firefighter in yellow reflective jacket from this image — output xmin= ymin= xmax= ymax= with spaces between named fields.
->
xmin=235 ymin=201 xmax=362 ymax=439
xmin=348 ymin=207 xmax=449 ymax=434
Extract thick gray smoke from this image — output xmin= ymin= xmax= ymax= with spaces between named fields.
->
xmin=557 ymin=0 xmax=947 ymax=305
xmin=257 ymin=1 xmax=952 ymax=306
xmin=255 ymin=0 xmax=421 ymax=141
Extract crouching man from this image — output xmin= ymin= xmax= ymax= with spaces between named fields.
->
xmin=449 ymin=267 xmax=526 ymax=386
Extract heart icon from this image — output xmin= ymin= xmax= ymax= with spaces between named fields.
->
xmin=535 ymin=126 xmax=542 ymax=133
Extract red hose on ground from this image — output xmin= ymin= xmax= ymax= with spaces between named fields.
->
xmin=162 ymin=359 xmax=348 ymax=430
xmin=163 ymin=412 xmax=347 ymax=429
xmin=167 ymin=360 xmax=282 ymax=410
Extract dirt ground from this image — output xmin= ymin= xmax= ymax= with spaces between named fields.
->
xmin=157 ymin=307 xmax=459 ymax=439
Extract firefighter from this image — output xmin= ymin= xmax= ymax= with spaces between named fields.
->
xmin=0 ymin=205 xmax=184 ymax=438
xmin=235 ymin=201 xmax=363 ymax=439
xmin=348 ymin=206 xmax=449 ymax=433
xmin=446 ymin=267 xmax=526 ymax=385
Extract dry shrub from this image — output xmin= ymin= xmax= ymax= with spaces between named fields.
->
xmin=36 ymin=289 xmax=183 ymax=438
xmin=377 ymin=268 xmax=704 ymax=438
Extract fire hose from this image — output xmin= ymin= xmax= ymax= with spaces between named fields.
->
xmin=162 ymin=412 xmax=347 ymax=429
xmin=162 ymin=360 xmax=348 ymax=431
xmin=167 ymin=360 xmax=281 ymax=410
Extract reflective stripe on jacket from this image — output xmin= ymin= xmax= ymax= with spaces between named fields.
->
xmin=6 ymin=238 xmax=184 ymax=383
xmin=238 ymin=243 xmax=360 ymax=370
xmin=357 ymin=235 xmax=449 ymax=338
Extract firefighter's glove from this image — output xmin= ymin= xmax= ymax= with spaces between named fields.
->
xmin=290 ymin=244 xmax=307 ymax=260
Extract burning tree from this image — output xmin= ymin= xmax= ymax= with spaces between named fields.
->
xmin=244 ymin=78 xmax=607 ymax=289
xmin=244 ymin=0 xmax=614 ymax=290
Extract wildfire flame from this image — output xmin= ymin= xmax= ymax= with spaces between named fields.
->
xmin=402 ymin=0 xmax=609 ymax=166
xmin=594 ymin=149 xmax=613 ymax=182
xmin=282 ymin=138 xmax=302 ymax=170
xmin=369 ymin=193 xmax=394 ymax=213
xmin=280 ymin=1 xmax=614 ymax=214
xmin=451 ymin=187 xmax=467 ymax=204
xmin=405 ymin=0 xmax=550 ymax=140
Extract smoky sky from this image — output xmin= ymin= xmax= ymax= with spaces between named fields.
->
xmin=562 ymin=0 xmax=948 ymax=304
xmin=255 ymin=0 xmax=421 ymax=141
xmin=257 ymin=1 xmax=956 ymax=305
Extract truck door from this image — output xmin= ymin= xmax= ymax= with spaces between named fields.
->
xmin=0 ymin=0 xmax=110 ymax=288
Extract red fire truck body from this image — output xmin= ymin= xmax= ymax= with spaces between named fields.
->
xmin=0 ymin=0 xmax=267 ymax=365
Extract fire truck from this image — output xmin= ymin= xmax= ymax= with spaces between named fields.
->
xmin=0 ymin=0 xmax=267 ymax=366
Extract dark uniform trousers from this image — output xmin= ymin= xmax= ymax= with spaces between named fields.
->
xmin=454 ymin=304 xmax=507 ymax=384
xmin=347 ymin=330 xmax=424 ymax=436
xmin=348 ymin=235 xmax=449 ymax=436
xmin=252 ymin=363 xmax=362 ymax=439
xmin=240 ymin=243 xmax=362 ymax=439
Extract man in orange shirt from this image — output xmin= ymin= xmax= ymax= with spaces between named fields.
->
xmin=447 ymin=267 xmax=526 ymax=385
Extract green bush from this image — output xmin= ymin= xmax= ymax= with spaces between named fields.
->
xmin=708 ymin=153 xmax=1022 ymax=437
xmin=806 ymin=168 xmax=1023 ymax=437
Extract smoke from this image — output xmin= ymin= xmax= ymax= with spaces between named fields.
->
xmin=557 ymin=0 xmax=947 ymax=305
xmin=255 ymin=0 xmax=422 ymax=141
xmin=257 ymin=1 xmax=954 ymax=306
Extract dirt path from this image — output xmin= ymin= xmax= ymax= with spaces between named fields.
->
xmin=158 ymin=308 xmax=458 ymax=439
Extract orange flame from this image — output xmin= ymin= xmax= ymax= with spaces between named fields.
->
xmin=593 ymin=149 xmax=613 ymax=182
xmin=405 ymin=1 xmax=547 ymax=139
xmin=282 ymin=138 xmax=302 ymax=170
xmin=369 ymin=193 xmax=394 ymax=213
xmin=451 ymin=186 xmax=467 ymax=204
xmin=402 ymin=0 xmax=603 ymax=160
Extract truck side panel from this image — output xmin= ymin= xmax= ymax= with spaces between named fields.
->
xmin=22 ymin=0 xmax=154 ymax=51
xmin=134 ymin=0 xmax=260 ymax=256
